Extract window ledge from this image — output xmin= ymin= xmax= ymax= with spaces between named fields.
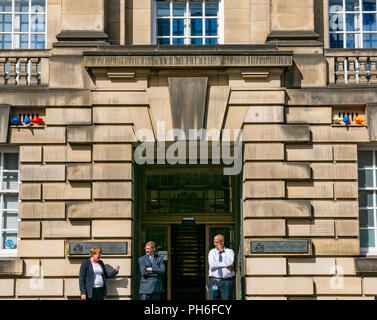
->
xmin=330 ymin=124 xmax=368 ymax=128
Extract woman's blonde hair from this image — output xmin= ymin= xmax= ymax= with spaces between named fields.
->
xmin=90 ymin=247 xmax=102 ymax=257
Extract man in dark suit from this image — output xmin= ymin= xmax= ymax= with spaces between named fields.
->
xmin=138 ymin=241 xmax=166 ymax=300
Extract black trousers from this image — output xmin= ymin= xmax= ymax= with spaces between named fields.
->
xmin=208 ymin=277 xmax=234 ymax=300
xmin=88 ymin=287 xmax=105 ymax=300
xmin=140 ymin=293 xmax=161 ymax=300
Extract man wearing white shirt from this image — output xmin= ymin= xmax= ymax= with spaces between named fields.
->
xmin=208 ymin=234 xmax=235 ymax=300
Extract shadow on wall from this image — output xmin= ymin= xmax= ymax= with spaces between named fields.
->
xmin=314 ymin=0 xmax=325 ymax=43
xmin=125 ymin=0 xmax=133 ymax=45
xmin=107 ymin=278 xmax=130 ymax=296
xmin=106 ymin=0 xmax=128 ymax=45
xmin=367 ymin=104 xmax=377 ymax=141
xmin=279 ymin=115 xmax=313 ymax=141
xmin=285 ymin=60 xmax=304 ymax=89
xmin=105 ymin=263 xmax=117 ymax=273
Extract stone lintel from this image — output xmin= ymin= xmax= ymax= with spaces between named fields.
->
xmin=56 ymin=31 xmax=108 ymax=42
xmin=0 ymin=89 xmax=92 ymax=107
xmin=267 ymin=31 xmax=320 ymax=41
xmin=287 ymin=88 xmax=377 ymax=106
xmin=54 ymin=31 xmax=109 ymax=47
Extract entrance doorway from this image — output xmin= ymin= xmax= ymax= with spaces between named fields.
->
xmin=171 ymin=224 xmax=206 ymax=300
xmin=135 ymin=165 xmax=240 ymax=300
xmin=139 ymin=223 xmax=236 ymax=300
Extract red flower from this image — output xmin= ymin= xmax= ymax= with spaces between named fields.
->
xmin=30 ymin=118 xmax=43 ymax=125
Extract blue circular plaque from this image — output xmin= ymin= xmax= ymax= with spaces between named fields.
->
xmin=6 ymin=240 xmax=14 ymax=248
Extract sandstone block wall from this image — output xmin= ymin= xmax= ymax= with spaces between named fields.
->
xmin=242 ymin=104 xmax=371 ymax=300
xmin=4 ymin=95 xmax=374 ymax=300
xmin=3 ymin=106 xmax=135 ymax=299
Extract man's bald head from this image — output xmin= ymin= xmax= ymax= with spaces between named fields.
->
xmin=214 ymin=234 xmax=224 ymax=241
xmin=213 ymin=234 xmax=225 ymax=251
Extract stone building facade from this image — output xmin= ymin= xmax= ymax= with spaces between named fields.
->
xmin=0 ymin=0 xmax=377 ymax=300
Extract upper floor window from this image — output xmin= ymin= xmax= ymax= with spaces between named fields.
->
xmin=329 ymin=0 xmax=377 ymax=48
xmin=0 ymin=0 xmax=46 ymax=49
xmin=152 ymin=0 xmax=223 ymax=45
xmin=0 ymin=149 xmax=19 ymax=257
xmin=358 ymin=148 xmax=377 ymax=255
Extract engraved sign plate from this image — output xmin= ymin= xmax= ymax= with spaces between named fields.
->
xmin=250 ymin=240 xmax=309 ymax=254
xmin=69 ymin=242 xmax=128 ymax=256
xmin=158 ymin=251 xmax=168 ymax=261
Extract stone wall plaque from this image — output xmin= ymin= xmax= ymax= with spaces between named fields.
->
xmin=69 ymin=241 xmax=128 ymax=256
xmin=250 ymin=240 xmax=310 ymax=254
xmin=355 ymin=257 xmax=377 ymax=275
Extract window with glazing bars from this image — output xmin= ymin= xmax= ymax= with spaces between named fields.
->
xmin=0 ymin=0 xmax=46 ymax=49
xmin=329 ymin=0 xmax=377 ymax=48
xmin=154 ymin=0 xmax=222 ymax=45
xmin=145 ymin=170 xmax=231 ymax=214
xmin=358 ymin=149 xmax=377 ymax=254
xmin=0 ymin=150 xmax=19 ymax=257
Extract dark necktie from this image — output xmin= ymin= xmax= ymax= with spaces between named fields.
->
xmin=218 ymin=252 xmax=223 ymax=278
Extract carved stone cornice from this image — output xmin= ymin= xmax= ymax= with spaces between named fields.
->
xmin=83 ymin=45 xmax=293 ymax=69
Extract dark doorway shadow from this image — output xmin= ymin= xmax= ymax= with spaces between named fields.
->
xmin=171 ymin=224 xmax=206 ymax=300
